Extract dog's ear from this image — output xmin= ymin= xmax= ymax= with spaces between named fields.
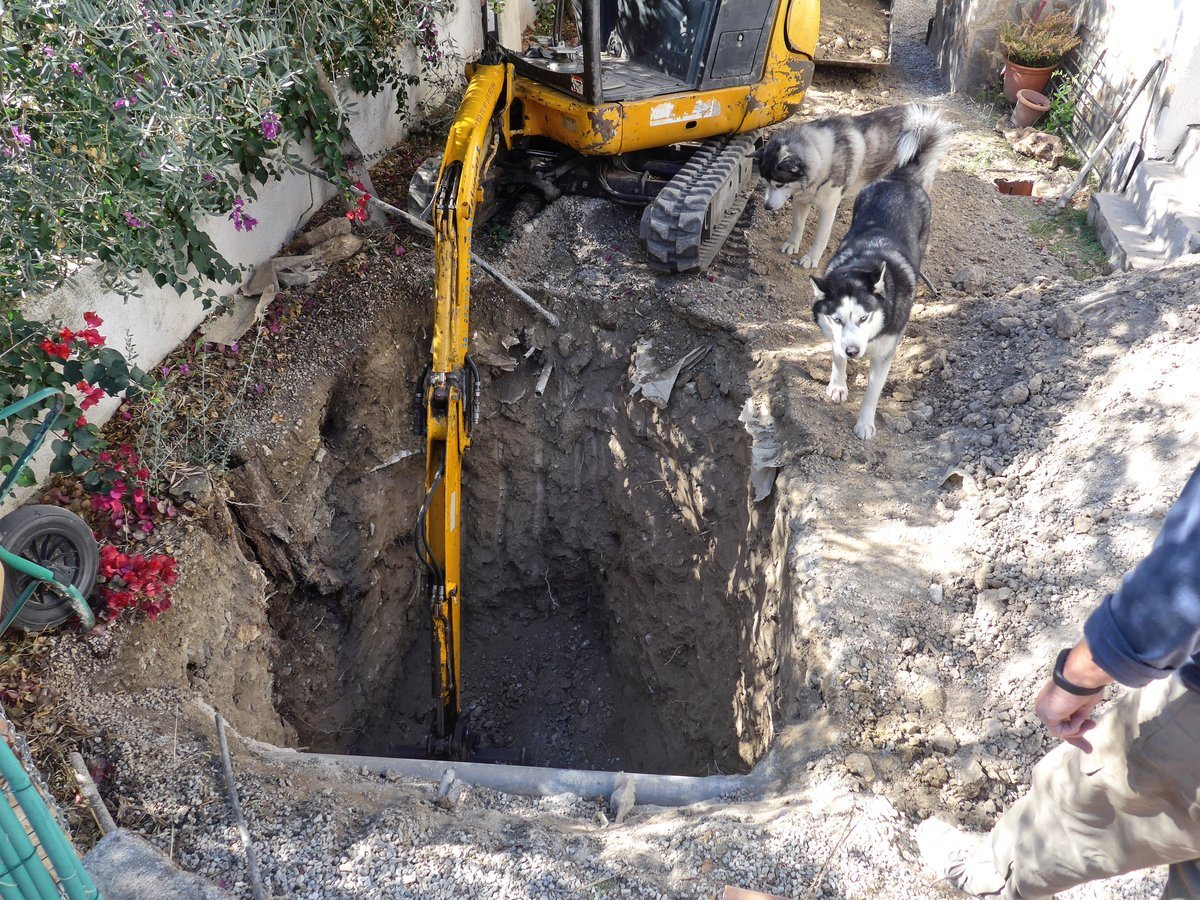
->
xmin=872 ymin=263 xmax=887 ymax=295
xmin=750 ymin=145 xmax=764 ymax=162
xmin=809 ymin=276 xmax=826 ymax=301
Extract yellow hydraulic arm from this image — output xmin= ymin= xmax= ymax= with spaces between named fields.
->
xmin=415 ymin=62 xmax=506 ymax=761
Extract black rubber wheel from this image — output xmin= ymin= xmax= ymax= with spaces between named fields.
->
xmin=0 ymin=505 xmax=98 ymax=632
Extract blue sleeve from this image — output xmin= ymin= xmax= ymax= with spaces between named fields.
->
xmin=1083 ymin=463 xmax=1200 ymax=687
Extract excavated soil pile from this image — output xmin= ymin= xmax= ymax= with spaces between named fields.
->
xmin=817 ymin=0 xmax=892 ymax=65
xmin=220 ymin=217 xmax=785 ymax=776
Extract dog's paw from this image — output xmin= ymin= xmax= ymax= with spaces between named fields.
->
xmin=853 ymin=418 xmax=877 ymax=440
xmin=826 ymin=382 xmax=848 ymax=403
xmin=796 ymin=252 xmax=822 ymax=270
xmin=781 ymin=239 xmax=803 ymax=255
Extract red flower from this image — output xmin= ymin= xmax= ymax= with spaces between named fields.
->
xmin=83 ymin=311 xmax=103 ymax=328
xmin=75 ymin=415 xmax=87 ymax=429
xmin=40 ymin=339 xmax=71 ymax=360
xmin=75 ymin=380 xmax=106 ymax=411
xmin=59 ymin=327 xmax=75 ymax=342
xmin=79 ymin=329 xmax=105 ymax=347
xmin=346 ymin=184 xmax=370 ymax=223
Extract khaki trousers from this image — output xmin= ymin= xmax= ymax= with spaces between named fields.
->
xmin=960 ymin=675 xmax=1200 ymax=899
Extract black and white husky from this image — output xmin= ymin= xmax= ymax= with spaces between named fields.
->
xmin=759 ymin=104 xmax=951 ymax=269
xmin=810 ymin=152 xmax=937 ymax=440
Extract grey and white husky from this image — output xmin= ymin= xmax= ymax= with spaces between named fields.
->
xmin=810 ymin=145 xmax=939 ymax=439
xmin=759 ymin=103 xmax=951 ymax=269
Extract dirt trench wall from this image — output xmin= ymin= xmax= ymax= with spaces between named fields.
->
xmin=461 ymin=316 xmax=782 ymax=773
xmin=225 ymin=305 xmax=431 ymax=750
xmin=182 ymin=227 xmax=791 ymax=775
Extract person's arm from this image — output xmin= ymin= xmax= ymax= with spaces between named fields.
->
xmin=1035 ymin=463 xmax=1200 ymax=751
xmin=1083 ymin=465 xmax=1200 ymax=685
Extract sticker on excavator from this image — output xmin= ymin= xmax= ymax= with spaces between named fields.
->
xmin=649 ymin=98 xmax=721 ymax=127
xmin=570 ymin=75 xmax=584 ymax=95
xmin=814 ymin=0 xmax=894 ymax=70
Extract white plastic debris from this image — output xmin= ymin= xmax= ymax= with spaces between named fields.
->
xmin=739 ymin=398 xmax=784 ymax=502
xmin=630 ymin=340 xmax=711 ymax=409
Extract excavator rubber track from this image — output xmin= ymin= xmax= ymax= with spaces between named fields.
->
xmin=639 ymin=133 xmax=760 ymax=274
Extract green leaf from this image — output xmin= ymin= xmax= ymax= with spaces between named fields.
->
xmin=15 ymin=467 xmax=36 ymax=488
xmin=71 ymin=453 xmax=94 ymax=474
xmin=49 ymin=437 xmax=72 ymax=474
xmin=72 ymin=428 xmax=99 ymax=451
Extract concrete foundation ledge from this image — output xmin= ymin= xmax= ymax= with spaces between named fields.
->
xmin=83 ymin=829 xmax=233 ymax=899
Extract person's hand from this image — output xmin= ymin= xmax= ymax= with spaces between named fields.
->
xmin=1034 ymin=680 xmax=1103 ymax=752
xmin=1034 ymin=640 xmax=1113 ymax=753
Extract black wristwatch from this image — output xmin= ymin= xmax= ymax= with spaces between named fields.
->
xmin=1053 ymin=648 xmax=1105 ymax=696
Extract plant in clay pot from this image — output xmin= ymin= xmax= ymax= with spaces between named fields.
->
xmin=999 ymin=11 xmax=1082 ymax=102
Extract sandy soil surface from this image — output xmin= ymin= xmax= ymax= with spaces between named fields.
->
xmin=817 ymin=0 xmax=893 ymax=65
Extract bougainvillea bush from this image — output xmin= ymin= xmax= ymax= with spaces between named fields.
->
xmin=1 ymin=0 xmax=454 ymax=305
xmin=3 ymin=0 xmax=460 ymax=622
xmin=0 ymin=308 xmax=146 ymax=486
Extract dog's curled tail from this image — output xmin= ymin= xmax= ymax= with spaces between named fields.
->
xmin=896 ymin=104 xmax=954 ymax=191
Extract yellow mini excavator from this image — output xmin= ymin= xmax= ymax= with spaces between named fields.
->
xmin=413 ymin=0 xmax=820 ymax=762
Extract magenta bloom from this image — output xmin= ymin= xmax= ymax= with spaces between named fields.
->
xmin=68 ymin=61 xmax=83 ymax=76
xmin=260 ymin=112 xmax=281 ymax=141
xmin=228 ymin=196 xmax=258 ymax=233
xmin=123 ymin=211 xmax=148 ymax=228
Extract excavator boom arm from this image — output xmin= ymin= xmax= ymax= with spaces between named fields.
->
xmin=419 ymin=63 xmax=506 ymax=754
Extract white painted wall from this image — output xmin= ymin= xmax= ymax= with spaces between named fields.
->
xmin=1092 ymin=0 xmax=1200 ymax=160
xmin=5 ymin=0 xmax=534 ymax=509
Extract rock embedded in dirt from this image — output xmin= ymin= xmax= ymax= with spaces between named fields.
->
xmin=993 ymin=316 xmax=1025 ymax=336
xmin=1055 ymin=307 xmax=1083 ymax=339
xmin=930 ymin=726 xmax=959 ymax=756
xmin=295 ymin=217 xmax=352 ymax=250
xmin=845 ymin=752 xmax=875 ymax=782
xmin=1000 ymin=383 xmax=1030 ymax=407
xmin=952 ymin=265 xmax=987 ymax=293
xmin=610 ymin=776 xmax=636 ymax=825
xmin=310 ymin=235 xmax=365 ymax=265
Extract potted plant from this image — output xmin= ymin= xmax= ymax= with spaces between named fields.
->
xmin=1012 ymin=88 xmax=1052 ymax=127
xmin=999 ymin=11 xmax=1081 ymax=102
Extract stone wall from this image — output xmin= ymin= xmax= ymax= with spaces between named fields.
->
xmin=929 ymin=0 xmax=1200 ymax=187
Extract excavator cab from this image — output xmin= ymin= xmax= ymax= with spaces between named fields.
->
xmin=409 ymin=0 xmax=820 ymax=271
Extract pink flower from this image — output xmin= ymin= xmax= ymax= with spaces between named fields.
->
xmin=260 ymin=112 xmax=281 ymax=141
xmin=228 ymin=196 xmax=258 ymax=232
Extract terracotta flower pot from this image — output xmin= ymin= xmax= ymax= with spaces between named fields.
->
xmin=1002 ymin=60 xmax=1056 ymax=102
xmin=994 ymin=177 xmax=1034 ymax=196
xmin=1011 ymin=89 xmax=1051 ymax=128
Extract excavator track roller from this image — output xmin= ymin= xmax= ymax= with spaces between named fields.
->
xmin=639 ymin=134 xmax=760 ymax=274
